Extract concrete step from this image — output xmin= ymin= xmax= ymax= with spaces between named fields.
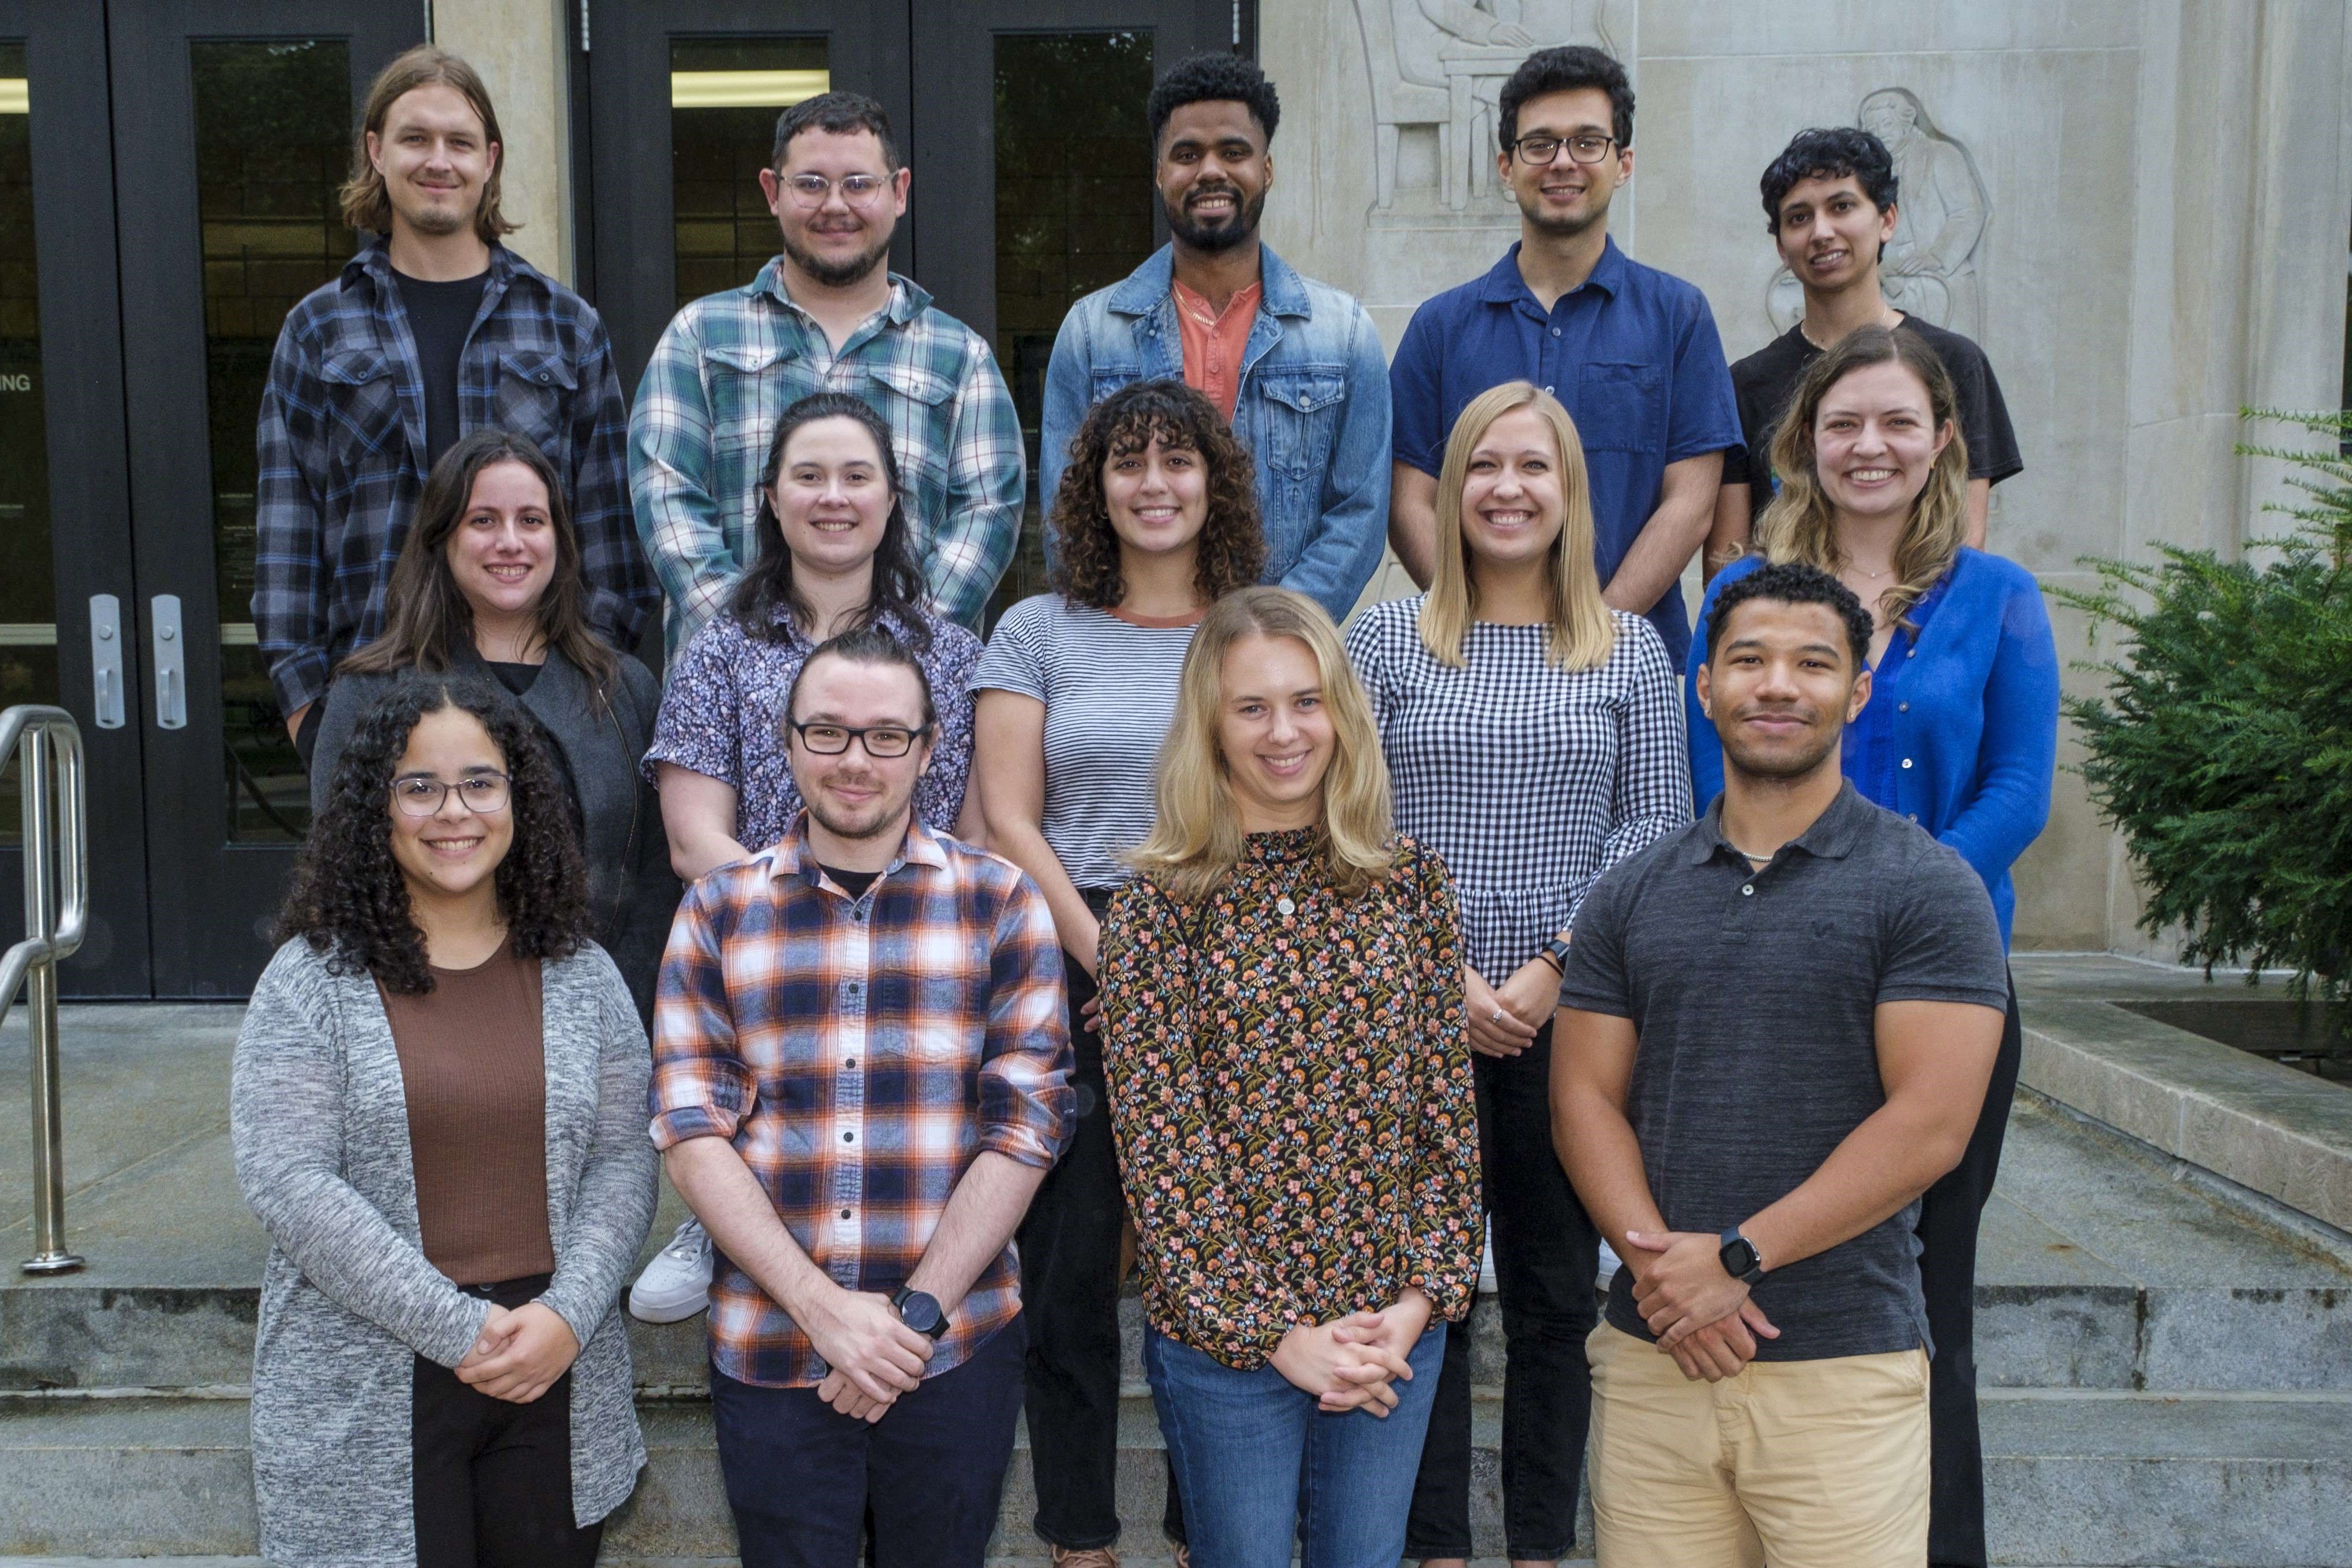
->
xmin=5 ymin=1388 xmax=2349 ymax=1566
xmin=14 ymin=1096 xmax=2350 ymax=1399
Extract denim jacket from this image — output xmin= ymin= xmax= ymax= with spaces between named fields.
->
xmin=1040 ymin=244 xmax=1392 ymax=622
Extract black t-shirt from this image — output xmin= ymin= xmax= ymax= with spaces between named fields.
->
xmin=486 ymin=660 xmax=541 ymax=696
xmin=1724 ymin=315 xmax=2022 ymax=524
xmin=820 ymin=863 xmax=881 ymax=901
xmin=394 ymin=268 xmax=490 ymax=470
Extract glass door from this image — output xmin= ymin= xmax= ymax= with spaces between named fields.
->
xmin=907 ymin=1 xmax=1236 ymax=621
xmin=588 ymin=1 xmax=914 ymax=392
xmin=0 ymin=0 xmax=150 ymax=996
xmin=107 ymin=1 xmax=421 ymax=996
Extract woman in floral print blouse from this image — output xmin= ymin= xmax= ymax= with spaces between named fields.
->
xmin=1097 ymin=586 xmax=1482 ymax=1568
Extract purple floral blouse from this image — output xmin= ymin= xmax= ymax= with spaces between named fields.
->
xmin=644 ymin=604 xmax=983 ymax=854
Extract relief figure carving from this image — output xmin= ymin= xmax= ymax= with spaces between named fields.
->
xmin=1351 ymin=0 xmax=1627 ymax=225
xmin=1767 ymin=87 xmax=1992 ymax=336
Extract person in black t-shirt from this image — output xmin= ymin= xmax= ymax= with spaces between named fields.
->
xmin=1709 ymin=127 xmax=2020 ymax=577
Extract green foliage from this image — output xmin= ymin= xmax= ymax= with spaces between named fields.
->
xmin=2052 ymin=410 xmax=2352 ymax=1003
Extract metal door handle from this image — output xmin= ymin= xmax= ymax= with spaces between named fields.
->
xmin=88 ymin=595 xmax=125 ymax=729
xmin=151 ymin=595 xmax=185 ymax=730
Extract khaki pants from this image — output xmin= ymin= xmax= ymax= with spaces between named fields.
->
xmin=1587 ymin=1323 xmax=1931 ymax=1568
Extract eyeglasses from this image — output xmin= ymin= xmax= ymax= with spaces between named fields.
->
xmin=779 ymin=172 xmax=891 ymax=209
xmin=1511 ymin=133 xmax=1620 ymax=166
xmin=391 ymin=773 xmax=511 ymax=816
xmin=787 ymin=720 xmax=929 ymax=758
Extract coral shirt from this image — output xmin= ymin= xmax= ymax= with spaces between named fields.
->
xmin=1172 ymin=279 xmax=1261 ymax=422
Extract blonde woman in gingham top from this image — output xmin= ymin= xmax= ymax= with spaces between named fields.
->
xmin=1344 ymin=381 xmax=1690 ymax=1568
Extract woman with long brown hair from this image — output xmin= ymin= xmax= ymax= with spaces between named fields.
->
xmin=972 ymin=378 xmax=1264 ymax=1564
xmin=1686 ymin=323 xmax=2058 ymax=1567
xmin=309 ymin=428 xmax=676 ymax=1022
xmin=1100 ymin=586 xmax=1482 ymax=1568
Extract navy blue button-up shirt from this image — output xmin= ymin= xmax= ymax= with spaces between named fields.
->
xmin=1390 ymin=238 xmax=1741 ymax=664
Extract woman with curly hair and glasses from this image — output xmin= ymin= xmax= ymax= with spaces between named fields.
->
xmin=233 ymin=674 xmax=658 ymax=1568
xmin=972 ymin=378 xmax=1264 ymax=1565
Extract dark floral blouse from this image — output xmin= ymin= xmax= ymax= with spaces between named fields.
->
xmin=1097 ymin=828 xmax=1483 ymax=1370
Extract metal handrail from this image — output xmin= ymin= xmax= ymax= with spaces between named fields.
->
xmin=2 ymin=705 xmax=88 ymax=1275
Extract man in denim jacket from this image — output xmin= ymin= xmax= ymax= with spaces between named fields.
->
xmin=1040 ymin=54 xmax=1391 ymax=624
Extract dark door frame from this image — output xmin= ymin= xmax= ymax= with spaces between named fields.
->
xmin=0 ymin=0 xmax=149 ymax=996
xmin=586 ymin=1 xmax=916 ymax=394
xmin=907 ymin=0 xmax=1236 ymax=347
xmin=107 ymin=0 xmax=422 ymax=997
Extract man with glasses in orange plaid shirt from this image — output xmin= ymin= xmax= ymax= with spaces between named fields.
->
xmin=650 ymin=624 xmax=1073 ymax=1568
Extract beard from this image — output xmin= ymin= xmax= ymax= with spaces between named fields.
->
xmin=804 ymin=781 xmax=911 ymax=845
xmin=780 ymin=225 xmax=894 ymax=289
xmin=398 ymin=189 xmax=473 ymax=238
xmin=1515 ymin=186 xmax=1609 ymax=239
xmin=1165 ymin=184 xmax=1266 ymax=253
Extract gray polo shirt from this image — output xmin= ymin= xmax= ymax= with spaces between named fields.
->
xmin=1558 ymin=781 xmax=2008 ymax=1362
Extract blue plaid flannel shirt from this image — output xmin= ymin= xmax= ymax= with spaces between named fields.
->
xmin=629 ymin=261 xmax=1024 ymax=658
xmin=253 ymin=239 xmax=656 ymax=715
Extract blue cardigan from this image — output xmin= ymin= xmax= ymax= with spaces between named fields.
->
xmin=1686 ymin=548 xmax=2060 ymax=946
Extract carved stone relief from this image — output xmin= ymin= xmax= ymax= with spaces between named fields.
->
xmin=1349 ymin=0 xmax=1630 ymax=229
xmin=1766 ymin=87 xmax=1993 ymax=336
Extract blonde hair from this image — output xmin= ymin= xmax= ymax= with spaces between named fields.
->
xmin=1126 ymin=587 xmax=1395 ymax=904
xmin=1419 ymin=381 xmax=1616 ymax=669
xmin=340 ymin=46 xmax=516 ymax=243
xmin=1752 ymin=325 xmax=1968 ymax=630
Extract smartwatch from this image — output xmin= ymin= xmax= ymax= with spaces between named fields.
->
xmin=891 ymin=1286 xmax=949 ymax=1341
xmin=1717 ymin=1227 xmax=1766 ymax=1286
xmin=1537 ymin=936 xmax=1573 ymax=974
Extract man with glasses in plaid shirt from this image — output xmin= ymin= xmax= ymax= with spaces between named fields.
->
xmin=630 ymin=92 xmax=1024 ymax=661
xmin=651 ymin=624 xmax=1073 ymax=1568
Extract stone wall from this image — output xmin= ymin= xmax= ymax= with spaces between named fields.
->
xmin=1263 ymin=0 xmax=2352 ymax=954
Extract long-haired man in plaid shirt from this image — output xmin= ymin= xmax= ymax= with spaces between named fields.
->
xmin=651 ymin=624 xmax=1072 ymax=1568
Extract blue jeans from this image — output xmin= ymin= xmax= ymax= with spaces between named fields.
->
xmin=1146 ymin=1321 xmax=1446 ymax=1568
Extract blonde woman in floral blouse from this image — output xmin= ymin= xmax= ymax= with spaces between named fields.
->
xmin=1097 ymin=586 xmax=1483 ymax=1568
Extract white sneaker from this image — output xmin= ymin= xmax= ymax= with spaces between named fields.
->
xmin=1597 ymin=1238 xmax=1622 ymax=1292
xmin=629 ymin=1217 xmax=713 ymax=1322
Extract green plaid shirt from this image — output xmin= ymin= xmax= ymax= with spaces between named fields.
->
xmin=629 ymin=261 xmax=1023 ymax=658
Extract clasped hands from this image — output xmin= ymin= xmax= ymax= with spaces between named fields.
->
xmin=1465 ymin=960 xmax=1556 ymax=1058
xmin=1622 ymin=1230 xmax=1781 ymax=1383
xmin=454 ymin=1301 xmax=580 ymax=1403
xmin=808 ymin=1286 xmax=937 ymax=1424
xmin=1271 ymin=1287 xmax=1432 ymax=1417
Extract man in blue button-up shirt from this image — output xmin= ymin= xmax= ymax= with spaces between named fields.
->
xmin=1040 ymin=54 xmax=1392 ymax=623
xmin=1387 ymin=46 xmax=1740 ymax=668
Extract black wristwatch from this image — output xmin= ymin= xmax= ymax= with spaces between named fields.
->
xmin=1537 ymin=936 xmax=1572 ymax=973
xmin=891 ymin=1286 xmax=949 ymax=1341
xmin=1718 ymin=1227 xmax=1766 ymax=1286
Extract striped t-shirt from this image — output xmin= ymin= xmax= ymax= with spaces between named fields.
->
xmin=973 ymin=595 xmax=1197 ymax=891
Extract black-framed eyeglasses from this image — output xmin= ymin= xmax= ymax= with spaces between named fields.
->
xmin=1511 ymin=133 xmax=1620 ymax=166
xmin=391 ymin=773 xmax=511 ymax=816
xmin=787 ymin=720 xmax=931 ymax=758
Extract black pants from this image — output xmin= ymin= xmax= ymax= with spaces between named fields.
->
xmin=1017 ymin=922 xmax=1186 ymax=1550
xmin=411 ymin=1274 xmax=600 ymax=1568
xmin=713 ymin=1315 xmax=1027 ymax=1568
xmin=1920 ymin=973 xmax=2023 ymax=1568
xmin=1406 ymin=1022 xmax=1599 ymax=1562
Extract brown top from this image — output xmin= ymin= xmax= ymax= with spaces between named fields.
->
xmin=378 ymin=938 xmax=556 ymax=1285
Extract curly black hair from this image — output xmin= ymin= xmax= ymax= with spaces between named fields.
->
xmin=1046 ymin=379 xmax=1267 ymax=611
xmin=1760 ymin=126 xmax=1898 ymax=233
xmin=1147 ymin=52 xmax=1280 ymax=148
xmin=275 ymin=673 xmax=590 ymax=994
xmin=1498 ymin=45 xmax=1633 ymax=152
xmin=1704 ymin=560 xmax=1873 ymax=672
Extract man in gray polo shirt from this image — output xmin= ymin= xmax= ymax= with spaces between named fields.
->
xmin=1552 ymin=560 xmax=2007 ymax=1567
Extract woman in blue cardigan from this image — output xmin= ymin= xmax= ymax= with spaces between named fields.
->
xmin=1687 ymin=324 xmax=2058 ymax=1568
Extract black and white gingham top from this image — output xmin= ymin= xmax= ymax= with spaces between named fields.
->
xmin=1345 ymin=596 xmax=1693 ymax=979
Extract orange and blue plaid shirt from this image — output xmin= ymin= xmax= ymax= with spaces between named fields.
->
xmin=648 ymin=815 xmax=1072 ymax=1388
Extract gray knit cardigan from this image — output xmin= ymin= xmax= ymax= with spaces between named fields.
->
xmin=231 ymin=936 xmax=658 ymax=1567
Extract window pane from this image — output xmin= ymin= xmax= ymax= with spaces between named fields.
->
xmin=987 ymin=31 xmax=1156 ymax=629
xmin=672 ymin=37 xmax=830 ymax=309
xmin=192 ymin=38 xmax=355 ymax=843
xmin=0 ymin=41 xmax=53 ymax=847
